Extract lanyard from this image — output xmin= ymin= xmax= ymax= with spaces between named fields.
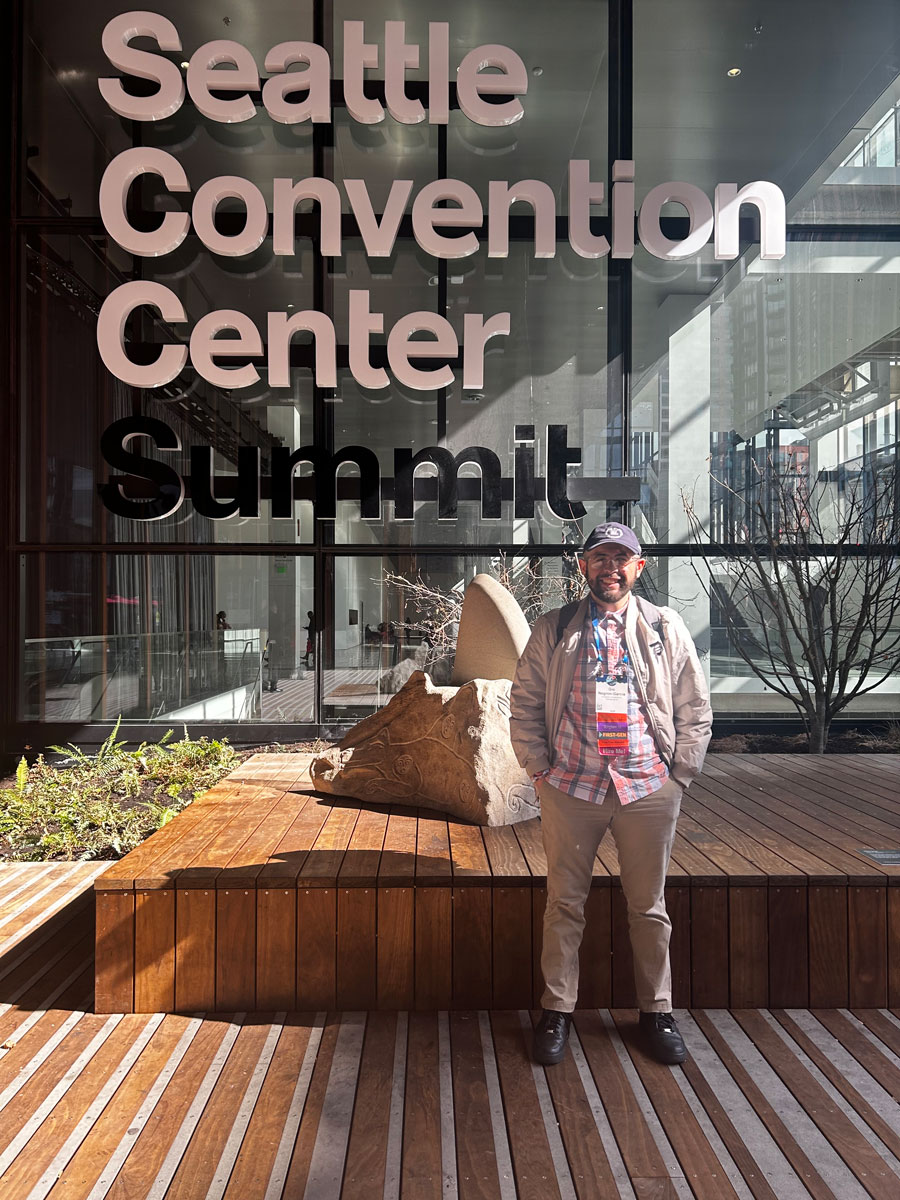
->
xmin=590 ymin=601 xmax=629 ymax=683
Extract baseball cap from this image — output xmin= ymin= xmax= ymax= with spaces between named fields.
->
xmin=581 ymin=521 xmax=642 ymax=557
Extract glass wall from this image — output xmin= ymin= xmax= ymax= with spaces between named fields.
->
xmin=9 ymin=0 xmax=900 ymax=738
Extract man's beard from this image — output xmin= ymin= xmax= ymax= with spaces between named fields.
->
xmin=587 ymin=573 xmax=634 ymax=605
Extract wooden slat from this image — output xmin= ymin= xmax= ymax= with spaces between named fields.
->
xmin=94 ymin=891 xmax=134 ymax=1014
xmin=401 ymin=1012 xmax=444 ymax=1200
xmin=175 ymin=888 xmax=216 ymax=1012
xmin=809 ymin=885 xmax=849 ymax=1007
xmin=489 ymin=1010 xmax=564 ymax=1200
xmin=610 ymin=1008 xmax=742 ymax=1199
xmin=134 ymin=890 xmax=175 ymax=1013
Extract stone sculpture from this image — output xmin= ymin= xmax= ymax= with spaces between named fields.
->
xmin=450 ymin=572 xmax=532 ymax=684
xmin=310 ymin=670 xmax=537 ymax=825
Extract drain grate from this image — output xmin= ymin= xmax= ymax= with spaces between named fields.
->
xmin=858 ymin=849 xmax=900 ymax=866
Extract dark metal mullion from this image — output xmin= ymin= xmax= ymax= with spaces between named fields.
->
xmin=608 ymin=0 xmax=633 ymax=521
xmin=311 ymin=0 xmax=333 ymax=726
xmin=437 ymin=123 xmax=448 ymax=444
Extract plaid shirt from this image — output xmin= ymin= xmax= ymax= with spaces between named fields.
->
xmin=546 ymin=597 xmax=669 ymax=805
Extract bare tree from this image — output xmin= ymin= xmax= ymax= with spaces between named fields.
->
xmin=382 ymin=552 xmax=583 ymax=666
xmin=683 ymin=452 xmax=900 ymax=752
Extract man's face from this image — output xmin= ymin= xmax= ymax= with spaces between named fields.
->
xmin=579 ymin=545 xmax=645 ymax=607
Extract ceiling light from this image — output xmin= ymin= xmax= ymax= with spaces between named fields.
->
xmin=532 ymin=66 xmax=543 ymax=77
xmin=727 ymin=67 xmax=742 ymax=77
xmin=181 ymin=61 xmax=190 ymax=70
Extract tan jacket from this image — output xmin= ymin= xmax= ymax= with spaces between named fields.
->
xmin=509 ymin=595 xmax=713 ymax=788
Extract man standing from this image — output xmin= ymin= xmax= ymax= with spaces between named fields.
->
xmin=510 ymin=522 xmax=712 ymax=1066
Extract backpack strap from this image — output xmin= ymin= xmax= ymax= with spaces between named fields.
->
xmin=554 ymin=600 xmax=581 ymax=646
xmin=636 ymin=595 xmax=666 ymax=645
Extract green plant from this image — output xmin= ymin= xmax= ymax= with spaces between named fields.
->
xmin=0 ymin=722 xmax=239 ymax=862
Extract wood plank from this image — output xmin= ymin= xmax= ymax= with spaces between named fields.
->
xmin=849 ymin=884 xmax=887 ymax=1006
xmin=342 ymin=1011 xmax=397 ymax=1200
xmin=703 ymin=758 xmax=890 ymax=883
xmin=681 ymin=791 xmax=804 ymax=883
xmin=729 ymin=885 xmax=768 ymax=1007
xmin=216 ymin=793 xmax=304 ymax=888
xmin=278 ymin=1014 xmax=342 ymax=1198
xmin=768 ymin=885 xmax=809 ymax=1008
xmin=176 ymin=788 xmax=288 ymax=888
xmin=610 ymin=1008 xmax=741 ymax=1200
xmin=415 ymin=811 xmax=453 ymax=884
xmin=512 ymin=818 xmax=549 ymax=881
xmin=610 ymin=887 xmax=637 ymax=1008
xmin=94 ymin=891 xmax=134 ymax=1014
xmin=134 ymin=890 xmax=175 ymax=1013
xmin=527 ymin=1009 xmax=622 ymax=1200
xmin=297 ymin=888 xmax=336 ymax=1010
xmin=890 ymin=887 xmax=900 ymax=1008
xmin=809 ymin=885 xmax=849 ymax=1008
xmin=731 ymin=1009 xmax=900 ymax=1200
xmin=532 ymin=887 xmax=547 ymax=1008
xmin=378 ymin=888 xmax=415 ymax=1009
xmin=452 ymin=887 xmax=492 ymax=1010
xmin=448 ymin=822 xmax=491 ymax=883
xmin=449 ymin=1011 xmax=505 ymax=1200
xmin=299 ymin=806 xmax=360 ymax=887
xmin=377 ymin=809 xmax=419 ymax=887
xmin=175 ymin=888 xmax=216 ymax=1011
xmin=482 ymin=824 xmax=530 ymax=882
xmin=255 ymin=793 xmax=331 ymax=885
xmin=0 ymin=1014 xmax=154 ymax=1199
xmin=337 ymin=806 xmax=388 ymax=888
xmin=667 ymin=884 xmax=691 ymax=1009
xmin=577 ymin=887 xmax=612 ymax=1009
xmin=163 ymin=1017 xmax=277 ymax=1200
xmin=677 ymin=1050 xmax=782 ymax=1200
xmin=690 ymin=886 xmax=729 ymax=1008
xmin=814 ymin=1009 xmax=900 ymax=1099
xmin=42 ymin=1014 xmax=199 ymax=1200
xmin=97 ymin=1018 xmax=237 ymax=1200
xmin=689 ymin=1010 xmax=840 ymax=1200
xmin=215 ymin=889 xmax=257 ymax=1011
xmin=337 ymin=887 xmax=377 ymax=1009
xmin=402 ymin=1012 xmax=443 ymax=1200
xmin=492 ymin=888 xmax=531 ymax=1009
xmin=220 ymin=1016 xmax=321 ymax=1200
xmin=415 ymin=889 xmax=452 ymax=1009
xmin=256 ymin=887 xmax=297 ymax=1010
xmin=774 ymin=1010 xmax=900 ymax=1154
xmin=573 ymin=1008 xmax=676 ymax=1192
xmin=489 ymin=1010 xmax=563 ymax=1200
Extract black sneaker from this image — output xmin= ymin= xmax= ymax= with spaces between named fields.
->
xmin=533 ymin=1010 xmax=572 ymax=1065
xmin=639 ymin=1011 xmax=686 ymax=1064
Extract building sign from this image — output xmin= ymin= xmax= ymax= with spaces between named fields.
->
xmin=95 ymin=13 xmax=787 ymax=522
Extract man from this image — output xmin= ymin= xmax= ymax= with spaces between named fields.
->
xmin=509 ymin=521 xmax=712 ymax=1066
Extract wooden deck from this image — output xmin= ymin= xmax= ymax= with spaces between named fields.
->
xmin=93 ymin=753 xmax=900 ymax=1015
xmin=4 ymin=863 xmax=900 ymax=1198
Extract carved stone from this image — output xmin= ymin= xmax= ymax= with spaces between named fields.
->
xmin=450 ymin=572 xmax=532 ymax=685
xmin=310 ymin=670 xmax=538 ymax=826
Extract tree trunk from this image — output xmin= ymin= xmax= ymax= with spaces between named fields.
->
xmin=808 ymin=713 xmax=829 ymax=754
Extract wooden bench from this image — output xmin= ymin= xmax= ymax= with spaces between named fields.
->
xmin=93 ymin=752 xmax=900 ymax=1013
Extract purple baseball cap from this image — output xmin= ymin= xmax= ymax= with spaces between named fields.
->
xmin=581 ymin=521 xmax=642 ymax=557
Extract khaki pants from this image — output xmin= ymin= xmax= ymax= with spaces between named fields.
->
xmin=538 ymin=776 xmax=682 ymax=1013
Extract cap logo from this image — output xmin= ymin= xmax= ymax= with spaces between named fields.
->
xmin=602 ymin=525 xmax=623 ymax=538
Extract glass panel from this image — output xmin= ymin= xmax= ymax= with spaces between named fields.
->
xmin=323 ymin=551 xmax=583 ymax=721
xmin=21 ymin=231 xmax=315 ymax=545
xmin=21 ymin=553 xmax=315 ymax=722
xmin=23 ymin=0 xmax=316 ymax=216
